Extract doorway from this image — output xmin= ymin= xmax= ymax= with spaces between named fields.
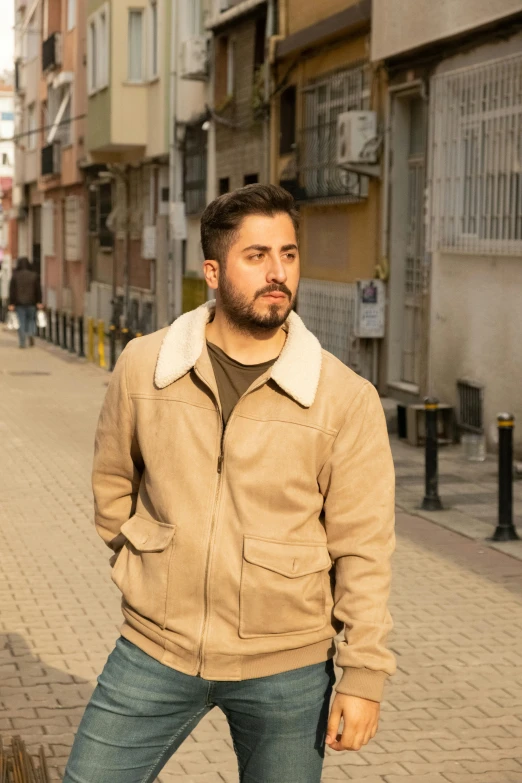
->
xmin=387 ymin=89 xmax=429 ymax=398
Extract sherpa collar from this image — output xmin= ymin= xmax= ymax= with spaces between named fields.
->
xmin=154 ymin=300 xmax=323 ymax=408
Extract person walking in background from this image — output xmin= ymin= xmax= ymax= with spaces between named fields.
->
xmin=8 ymin=257 xmax=43 ymax=349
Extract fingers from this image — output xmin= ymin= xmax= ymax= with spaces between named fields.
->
xmin=327 ymin=721 xmax=378 ymax=752
xmin=325 ymin=700 xmax=342 ymax=748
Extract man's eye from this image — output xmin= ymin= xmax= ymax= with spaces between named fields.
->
xmin=250 ymin=253 xmax=263 ymax=260
xmin=284 ymin=253 xmax=296 ymax=260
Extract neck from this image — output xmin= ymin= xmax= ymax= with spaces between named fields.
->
xmin=206 ymin=306 xmax=287 ymax=364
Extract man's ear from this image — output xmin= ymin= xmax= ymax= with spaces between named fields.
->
xmin=203 ymin=259 xmax=219 ymax=290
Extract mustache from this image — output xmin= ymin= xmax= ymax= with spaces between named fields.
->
xmin=254 ymin=283 xmax=293 ymax=300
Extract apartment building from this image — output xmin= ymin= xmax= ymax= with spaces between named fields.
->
xmin=271 ymin=0 xmax=386 ymax=384
xmin=372 ymin=0 xmax=522 ymax=453
xmin=0 ymin=77 xmax=16 ymax=310
xmin=13 ymin=0 xmax=87 ymax=318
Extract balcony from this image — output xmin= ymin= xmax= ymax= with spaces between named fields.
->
xmin=279 ymin=121 xmax=368 ymax=203
xmin=41 ymin=142 xmax=61 ymax=177
xmin=42 ymin=33 xmax=61 ymax=72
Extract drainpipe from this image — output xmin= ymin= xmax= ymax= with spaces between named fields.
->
xmin=168 ymin=0 xmax=180 ymax=322
xmin=263 ymin=0 xmax=275 ymax=184
xmin=123 ymin=166 xmax=130 ymax=326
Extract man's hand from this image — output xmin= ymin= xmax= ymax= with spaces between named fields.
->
xmin=326 ymin=693 xmax=380 ymax=752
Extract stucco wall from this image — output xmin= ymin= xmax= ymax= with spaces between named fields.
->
xmin=430 ymin=252 xmax=522 ymax=454
xmin=372 ymin=0 xmax=522 ymax=61
xmin=286 ymin=0 xmax=365 ymax=36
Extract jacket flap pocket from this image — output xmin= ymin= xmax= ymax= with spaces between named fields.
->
xmin=120 ymin=514 xmax=176 ymax=552
xmin=243 ymin=537 xmax=331 ymax=579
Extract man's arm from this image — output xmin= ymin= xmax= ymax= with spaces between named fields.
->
xmin=92 ymin=344 xmax=143 ymax=561
xmin=319 ymin=380 xmax=396 ymax=749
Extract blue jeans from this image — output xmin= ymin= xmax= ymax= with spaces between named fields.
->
xmin=15 ymin=305 xmax=36 ymax=348
xmin=63 ymin=637 xmax=335 ymax=783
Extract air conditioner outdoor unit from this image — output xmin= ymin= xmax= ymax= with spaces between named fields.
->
xmin=180 ymin=36 xmax=208 ymax=81
xmin=337 ymin=111 xmax=377 ymax=165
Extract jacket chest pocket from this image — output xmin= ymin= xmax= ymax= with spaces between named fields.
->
xmin=111 ymin=514 xmax=176 ymax=629
xmin=239 ymin=536 xmax=331 ymax=638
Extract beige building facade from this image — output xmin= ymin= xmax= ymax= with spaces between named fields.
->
xmin=372 ymin=0 xmax=522 ymax=454
xmin=271 ymin=0 xmax=385 ymax=383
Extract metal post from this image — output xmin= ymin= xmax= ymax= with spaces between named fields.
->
xmin=109 ymin=324 xmax=117 ymax=371
xmin=78 ymin=316 xmax=85 ymax=358
xmin=87 ymin=317 xmax=95 ymax=362
xmin=62 ymin=312 xmax=68 ymax=350
xmin=47 ymin=308 xmax=53 ymax=342
xmin=69 ymin=317 xmax=76 ymax=353
xmin=421 ymin=397 xmax=443 ymax=511
xmin=121 ymin=327 xmax=131 ymax=348
xmin=97 ymin=320 xmax=106 ymax=369
xmin=55 ymin=311 xmax=60 ymax=346
xmin=489 ymin=414 xmax=519 ymax=541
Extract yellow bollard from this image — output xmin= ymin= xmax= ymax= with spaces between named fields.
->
xmin=97 ymin=320 xmax=106 ymax=369
xmin=87 ymin=317 xmax=95 ymax=363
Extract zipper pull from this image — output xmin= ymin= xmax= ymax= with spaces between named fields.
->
xmin=217 ymin=454 xmax=223 ymax=474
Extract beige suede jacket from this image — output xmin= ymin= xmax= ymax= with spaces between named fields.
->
xmin=92 ymin=301 xmax=396 ymax=702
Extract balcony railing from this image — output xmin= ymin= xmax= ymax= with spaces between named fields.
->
xmin=41 ymin=142 xmax=61 ymax=177
xmin=42 ymin=33 xmax=61 ymax=72
xmin=279 ymin=122 xmax=368 ymax=203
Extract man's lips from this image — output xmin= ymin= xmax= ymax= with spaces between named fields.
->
xmin=260 ymin=292 xmax=288 ymax=300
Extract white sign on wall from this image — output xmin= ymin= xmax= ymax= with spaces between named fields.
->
xmin=355 ymin=278 xmax=385 ymax=339
xmin=169 ymin=201 xmax=187 ymax=241
xmin=142 ymin=225 xmax=157 ymax=259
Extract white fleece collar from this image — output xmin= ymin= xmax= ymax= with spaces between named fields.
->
xmin=154 ymin=300 xmax=323 ymax=408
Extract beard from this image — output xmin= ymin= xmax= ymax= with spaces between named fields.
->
xmin=218 ymin=269 xmax=295 ymax=334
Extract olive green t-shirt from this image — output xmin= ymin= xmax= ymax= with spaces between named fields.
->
xmin=207 ymin=341 xmax=277 ymax=425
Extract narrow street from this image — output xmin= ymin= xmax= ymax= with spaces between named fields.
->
xmin=1 ymin=334 xmax=521 ymax=782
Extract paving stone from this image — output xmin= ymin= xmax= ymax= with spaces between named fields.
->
xmin=1 ymin=335 xmax=521 ymax=782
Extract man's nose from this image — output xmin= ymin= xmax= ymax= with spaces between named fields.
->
xmin=267 ymin=256 xmax=287 ymax=284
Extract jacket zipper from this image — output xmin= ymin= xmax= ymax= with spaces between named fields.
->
xmin=194 ymin=371 xmax=269 ymax=677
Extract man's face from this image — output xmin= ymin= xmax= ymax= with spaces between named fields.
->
xmin=212 ymin=212 xmax=300 ymax=333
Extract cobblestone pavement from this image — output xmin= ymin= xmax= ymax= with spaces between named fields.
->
xmin=1 ymin=334 xmax=522 ymax=782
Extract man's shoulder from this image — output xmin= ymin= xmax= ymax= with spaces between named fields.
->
xmin=319 ymin=348 xmax=369 ymax=395
xmin=120 ymin=326 xmax=169 ymax=380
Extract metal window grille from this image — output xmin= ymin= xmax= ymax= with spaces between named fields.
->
xmin=429 ymin=52 xmax=522 ymax=256
xmin=298 ymin=64 xmax=370 ymax=201
xmin=457 ymin=379 xmax=484 ymax=433
xmin=297 ymin=279 xmax=359 ymax=366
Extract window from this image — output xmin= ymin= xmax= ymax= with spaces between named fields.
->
xmin=301 ymin=64 xmax=370 ymax=200
xmin=128 ymin=10 xmax=144 ymax=82
xmin=149 ymin=1 xmax=158 ymax=79
xmin=27 ymin=103 xmax=37 ymax=150
xmin=186 ymin=0 xmax=202 ymax=37
xmin=429 ymin=53 xmax=522 ymax=254
xmin=2 ymin=153 xmax=10 ymax=166
xmin=47 ymin=84 xmax=72 ymax=147
xmin=254 ymin=15 xmax=266 ymax=70
xmin=98 ymin=182 xmax=113 ymax=248
xmin=215 ymin=36 xmax=234 ymax=105
xmin=244 ymin=173 xmax=258 ymax=185
xmin=184 ymin=124 xmax=207 ymax=215
xmin=88 ymin=20 xmax=97 ymax=92
xmin=67 ymin=0 xmax=76 ymax=31
xmin=279 ymin=85 xmax=296 ymax=154
xmin=219 ymin=177 xmax=230 ymax=195
xmin=88 ymin=4 xmax=110 ymax=94
xmin=88 ymin=188 xmax=97 ymax=233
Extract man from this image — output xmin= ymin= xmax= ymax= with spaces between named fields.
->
xmin=64 ymin=185 xmax=396 ymax=783
xmin=8 ymin=257 xmax=43 ymax=349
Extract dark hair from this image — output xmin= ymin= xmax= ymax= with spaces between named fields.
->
xmin=16 ymin=257 xmax=30 ymax=271
xmin=200 ymin=184 xmax=299 ymax=262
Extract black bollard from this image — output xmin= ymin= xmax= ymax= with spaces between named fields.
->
xmin=421 ymin=397 xmax=443 ymax=511
xmin=69 ymin=316 xmax=76 ymax=353
xmin=78 ymin=316 xmax=85 ymax=358
xmin=121 ymin=327 xmax=131 ymax=348
xmin=55 ymin=311 xmax=60 ymax=346
xmin=47 ymin=309 xmax=53 ymax=342
xmin=109 ymin=324 xmax=117 ymax=371
xmin=62 ymin=312 xmax=68 ymax=349
xmin=489 ymin=414 xmax=519 ymax=542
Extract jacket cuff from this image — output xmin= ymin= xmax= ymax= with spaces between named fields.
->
xmin=335 ymin=667 xmax=388 ymax=703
